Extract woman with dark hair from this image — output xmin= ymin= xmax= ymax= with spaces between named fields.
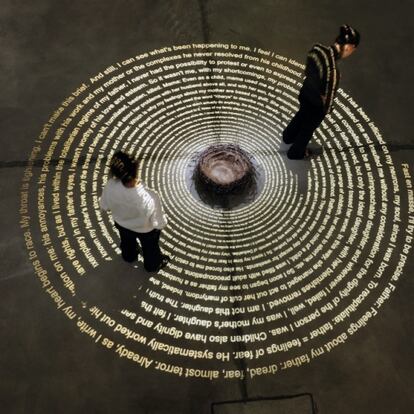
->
xmin=99 ymin=151 xmax=170 ymax=272
xmin=282 ymin=24 xmax=360 ymax=159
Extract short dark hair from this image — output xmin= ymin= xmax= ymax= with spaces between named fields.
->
xmin=109 ymin=151 xmax=138 ymax=185
xmin=336 ymin=24 xmax=360 ymax=46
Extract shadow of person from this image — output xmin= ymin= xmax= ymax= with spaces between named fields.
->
xmin=280 ymin=141 xmax=323 ymax=195
xmin=75 ymin=256 xmax=152 ymax=313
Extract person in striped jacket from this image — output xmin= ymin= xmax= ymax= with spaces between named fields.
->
xmin=283 ymin=25 xmax=360 ymax=159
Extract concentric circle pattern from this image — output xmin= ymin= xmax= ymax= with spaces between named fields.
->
xmin=20 ymin=44 xmax=414 ymax=380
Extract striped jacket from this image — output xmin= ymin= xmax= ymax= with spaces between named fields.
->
xmin=301 ymin=44 xmax=340 ymax=113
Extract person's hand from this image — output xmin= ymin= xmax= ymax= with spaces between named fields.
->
xmin=321 ymin=95 xmax=327 ymax=104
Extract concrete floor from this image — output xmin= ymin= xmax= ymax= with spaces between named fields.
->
xmin=1 ymin=1 xmax=414 ymax=413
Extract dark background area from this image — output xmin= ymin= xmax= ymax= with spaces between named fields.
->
xmin=1 ymin=1 xmax=413 ymax=413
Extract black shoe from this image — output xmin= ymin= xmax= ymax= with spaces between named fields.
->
xmin=145 ymin=256 xmax=171 ymax=272
xmin=303 ymin=148 xmax=314 ymax=159
xmin=157 ymin=255 xmax=170 ymax=271
xmin=282 ymin=132 xmax=294 ymax=144
xmin=287 ymin=148 xmax=313 ymax=160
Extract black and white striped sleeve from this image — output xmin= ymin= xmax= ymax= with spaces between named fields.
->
xmin=309 ymin=44 xmax=339 ymax=112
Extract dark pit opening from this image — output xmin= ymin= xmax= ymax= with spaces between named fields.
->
xmin=186 ymin=144 xmax=265 ymax=210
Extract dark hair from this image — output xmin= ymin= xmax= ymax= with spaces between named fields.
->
xmin=109 ymin=151 xmax=138 ymax=185
xmin=336 ymin=24 xmax=360 ymax=46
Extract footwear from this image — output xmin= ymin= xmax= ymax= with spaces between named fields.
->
xmin=157 ymin=255 xmax=170 ymax=271
xmin=304 ymin=148 xmax=313 ymax=159
xmin=146 ymin=255 xmax=171 ymax=272
xmin=287 ymin=148 xmax=313 ymax=160
xmin=282 ymin=132 xmax=294 ymax=144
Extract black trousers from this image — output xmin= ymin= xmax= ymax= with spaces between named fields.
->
xmin=115 ymin=222 xmax=162 ymax=272
xmin=283 ymin=92 xmax=326 ymax=159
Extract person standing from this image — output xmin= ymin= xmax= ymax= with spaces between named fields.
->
xmin=100 ymin=151 xmax=170 ymax=272
xmin=283 ymin=25 xmax=360 ymax=159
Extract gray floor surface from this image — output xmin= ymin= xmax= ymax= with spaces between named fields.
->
xmin=1 ymin=1 xmax=413 ymax=413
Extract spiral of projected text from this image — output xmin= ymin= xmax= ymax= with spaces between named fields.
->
xmin=20 ymin=44 xmax=414 ymax=381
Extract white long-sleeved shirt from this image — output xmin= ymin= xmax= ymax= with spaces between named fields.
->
xmin=99 ymin=178 xmax=167 ymax=233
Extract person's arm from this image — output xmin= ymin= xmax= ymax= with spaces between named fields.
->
xmin=99 ymin=186 xmax=110 ymax=212
xmin=146 ymin=189 xmax=168 ymax=229
xmin=312 ymin=45 xmax=338 ymax=112
xmin=304 ymin=49 xmax=327 ymax=107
